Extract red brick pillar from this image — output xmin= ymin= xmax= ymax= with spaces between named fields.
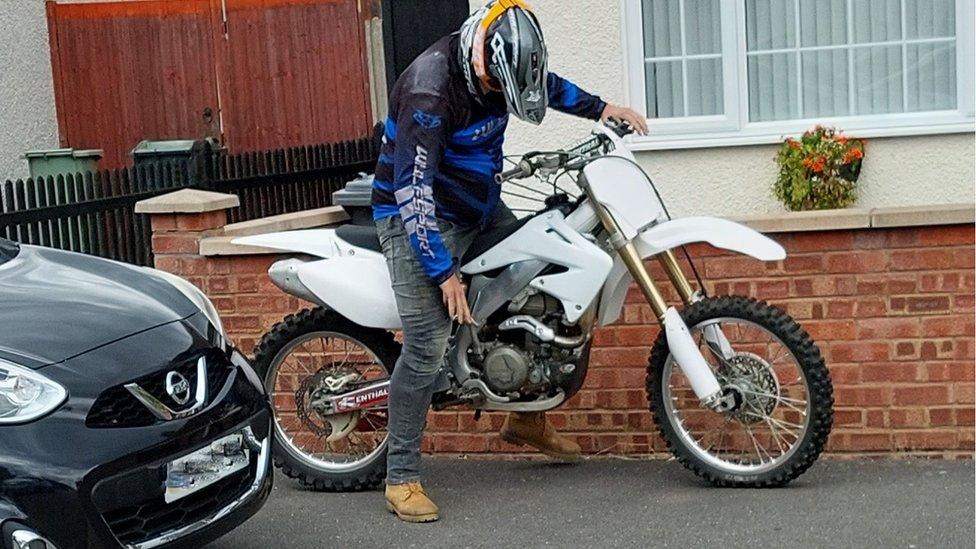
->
xmin=134 ymin=189 xmax=239 ymax=289
xmin=135 ymin=189 xmax=299 ymax=352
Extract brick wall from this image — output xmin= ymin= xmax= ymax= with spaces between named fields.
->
xmin=149 ymin=207 xmax=975 ymax=457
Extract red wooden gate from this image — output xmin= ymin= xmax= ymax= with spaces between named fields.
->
xmin=47 ymin=0 xmax=373 ymax=168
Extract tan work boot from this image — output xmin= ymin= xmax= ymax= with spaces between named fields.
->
xmin=385 ymin=482 xmax=439 ymax=523
xmin=500 ymin=411 xmax=581 ymax=462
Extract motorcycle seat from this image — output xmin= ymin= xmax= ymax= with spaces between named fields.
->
xmin=335 ymin=224 xmax=382 ymax=253
xmin=461 ymin=216 xmax=532 ymax=265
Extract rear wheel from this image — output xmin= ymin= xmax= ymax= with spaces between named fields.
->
xmin=647 ymin=296 xmax=833 ymax=487
xmin=253 ymin=308 xmax=399 ymax=491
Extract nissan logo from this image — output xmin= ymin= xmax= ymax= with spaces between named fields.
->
xmin=165 ymin=371 xmax=192 ymax=406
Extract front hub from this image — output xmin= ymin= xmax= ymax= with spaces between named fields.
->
xmin=719 ymin=353 xmax=779 ymax=423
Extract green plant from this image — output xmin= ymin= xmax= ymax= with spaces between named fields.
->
xmin=774 ymin=126 xmax=864 ymax=211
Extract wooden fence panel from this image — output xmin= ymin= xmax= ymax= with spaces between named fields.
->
xmin=217 ymin=0 xmax=373 ymax=154
xmin=46 ymin=0 xmax=372 ymax=169
xmin=47 ymin=0 xmax=221 ymax=169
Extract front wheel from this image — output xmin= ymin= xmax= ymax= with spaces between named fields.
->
xmin=647 ymin=296 xmax=833 ymax=487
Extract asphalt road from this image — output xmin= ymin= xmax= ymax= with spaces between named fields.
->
xmin=207 ymin=458 xmax=974 ymax=548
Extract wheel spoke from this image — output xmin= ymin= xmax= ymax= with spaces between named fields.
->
xmin=743 ymin=423 xmax=771 ymax=464
xmin=737 ymin=387 xmax=808 ymax=414
xmin=763 ymin=413 xmax=804 ymax=435
xmin=743 ymin=401 xmax=790 ymax=454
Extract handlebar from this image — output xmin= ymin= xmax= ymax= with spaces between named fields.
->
xmin=494 ymin=120 xmax=636 ymax=184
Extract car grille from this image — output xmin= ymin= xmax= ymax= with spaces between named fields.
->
xmin=101 ymin=466 xmax=252 ymax=546
xmin=86 ymin=356 xmax=233 ymax=428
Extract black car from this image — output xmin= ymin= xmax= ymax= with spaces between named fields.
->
xmin=0 ymin=238 xmax=272 ymax=549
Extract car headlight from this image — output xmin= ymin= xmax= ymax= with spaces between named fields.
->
xmin=143 ymin=268 xmax=230 ymax=348
xmin=9 ymin=527 xmax=59 ymax=549
xmin=0 ymin=359 xmax=67 ymax=425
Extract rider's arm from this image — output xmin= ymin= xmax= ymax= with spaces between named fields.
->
xmin=391 ymin=93 xmax=457 ymax=285
xmin=547 ymin=72 xmax=607 ymax=120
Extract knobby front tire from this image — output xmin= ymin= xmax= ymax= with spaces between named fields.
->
xmin=646 ymin=296 xmax=833 ymax=487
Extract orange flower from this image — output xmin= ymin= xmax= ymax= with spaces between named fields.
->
xmin=786 ymin=138 xmax=801 ymax=150
xmin=835 ymin=135 xmax=849 ymax=145
xmin=842 ymin=148 xmax=864 ymax=164
xmin=803 ymin=155 xmax=825 ymax=173
xmin=811 ymin=158 xmax=825 ymax=173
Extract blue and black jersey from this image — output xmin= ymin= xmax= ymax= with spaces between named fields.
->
xmin=371 ymin=34 xmax=606 ymax=284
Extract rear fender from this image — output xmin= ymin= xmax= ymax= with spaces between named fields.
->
xmin=234 ymin=230 xmax=401 ymax=329
xmin=232 ymin=229 xmax=344 ymax=258
xmin=295 ymin=256 xmax=401 ymax=330
xmin=598 ymin=217 xmax=785 ymax=326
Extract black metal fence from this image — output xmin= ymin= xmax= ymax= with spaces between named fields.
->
xmin=0 ymin=137 xmax=377 ymax=266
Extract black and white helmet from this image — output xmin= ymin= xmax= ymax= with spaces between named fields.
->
xmin=459 ymin=0 xmax=549 ymax=125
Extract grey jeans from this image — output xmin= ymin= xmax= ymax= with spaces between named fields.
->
xmin=376 ymin=204 xmax=516 ymax=485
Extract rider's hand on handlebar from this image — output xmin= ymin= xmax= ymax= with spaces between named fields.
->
xmin=601 ymin=104 xmax=649 ymax=135
xmin=440 ymin=274 xmax=474 ymax=324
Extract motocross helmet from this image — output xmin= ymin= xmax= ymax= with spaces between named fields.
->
xmin=459 ymin=0 xmax=549 ymax=125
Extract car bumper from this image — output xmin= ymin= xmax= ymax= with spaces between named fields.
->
xmin=119 ymin=420 xmax=273 ymax=549
xmin=0 ymin=319 xmax=273 ymax=549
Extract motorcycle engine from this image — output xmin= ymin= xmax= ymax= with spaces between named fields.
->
xmin=482 ymin=344 xmax=544 ymax=394
xmin=472 ymin=290 xmax=589 ymax=398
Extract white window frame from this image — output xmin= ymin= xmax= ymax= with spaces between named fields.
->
xmin=620 ymin=0 xmax=976 ymax=150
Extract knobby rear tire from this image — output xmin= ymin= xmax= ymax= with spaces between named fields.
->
xmin=646 ymin=296 xmax=834 ymax=487
xmin=253 ymin=307 xmax=400 ymax=492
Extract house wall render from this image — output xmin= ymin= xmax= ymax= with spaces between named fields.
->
xmin=0 ymin=0 xmax=60 ymax=180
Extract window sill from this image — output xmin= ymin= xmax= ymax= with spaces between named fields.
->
xmin=732 ymin=203 xmax=975 ymax=234
xmin=625 ymin=119 xmax=975 ymax=152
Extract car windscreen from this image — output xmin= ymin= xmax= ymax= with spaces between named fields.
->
xmin=0 ymin=238 xmax=19 ymax=266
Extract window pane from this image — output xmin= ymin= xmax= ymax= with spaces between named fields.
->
xmin=642 ymin=0 xmax=682 ymax=57
xmin=851 ymin=0 xmax=902 ymax=44
xmin=799 ymin=0 xmax=848 ymax=47
xmin=801 ymin=49 xmax=851 ymax=117
xmin=905 ymin=0 xmax=955 ymax=39
xmin=906 ymin=42 xmax=957 ymax=111
xmin=748 ymin=53 xmax=799 ymax=121
xmin=852 ymin=46 xmax=903 ymax=114
xmin=746 ymin=0 xmax=796 ymax=51
xmin=646 ymin=61 xmax=684 ymax=118
xmin=686 ymin=0 xmax=722 ymax=55
xmin=687 ymin=58 xmax=723 ymax=116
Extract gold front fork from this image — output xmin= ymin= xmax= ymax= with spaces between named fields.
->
xmin=589 ymin=199 xmax=697 ymax=323
xmin=658 ymin=249 xmax=698 ymax=304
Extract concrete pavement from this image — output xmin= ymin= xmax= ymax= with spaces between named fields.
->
xmin=208 ymin=458 xmax=974 ymax=548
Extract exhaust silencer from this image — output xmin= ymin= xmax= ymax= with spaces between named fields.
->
xmin=268 ymin=259 xmax=325 ymax=306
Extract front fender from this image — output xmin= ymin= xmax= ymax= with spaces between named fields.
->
xmin=598 ymin=217 xmax=785 ymax=326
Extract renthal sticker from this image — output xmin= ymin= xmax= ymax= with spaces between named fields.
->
xmin=337 ymin=387 xmax=390 ymax=411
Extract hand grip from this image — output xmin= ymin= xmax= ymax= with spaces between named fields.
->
xmin=494 ymin=161 xmax=532 ymax=184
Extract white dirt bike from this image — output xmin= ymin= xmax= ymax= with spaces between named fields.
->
xmin=236 ymin=120 xmax=833 ymax=491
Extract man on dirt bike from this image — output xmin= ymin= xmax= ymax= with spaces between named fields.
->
xmin=372 ymin=0 xmax=647 ymax=523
